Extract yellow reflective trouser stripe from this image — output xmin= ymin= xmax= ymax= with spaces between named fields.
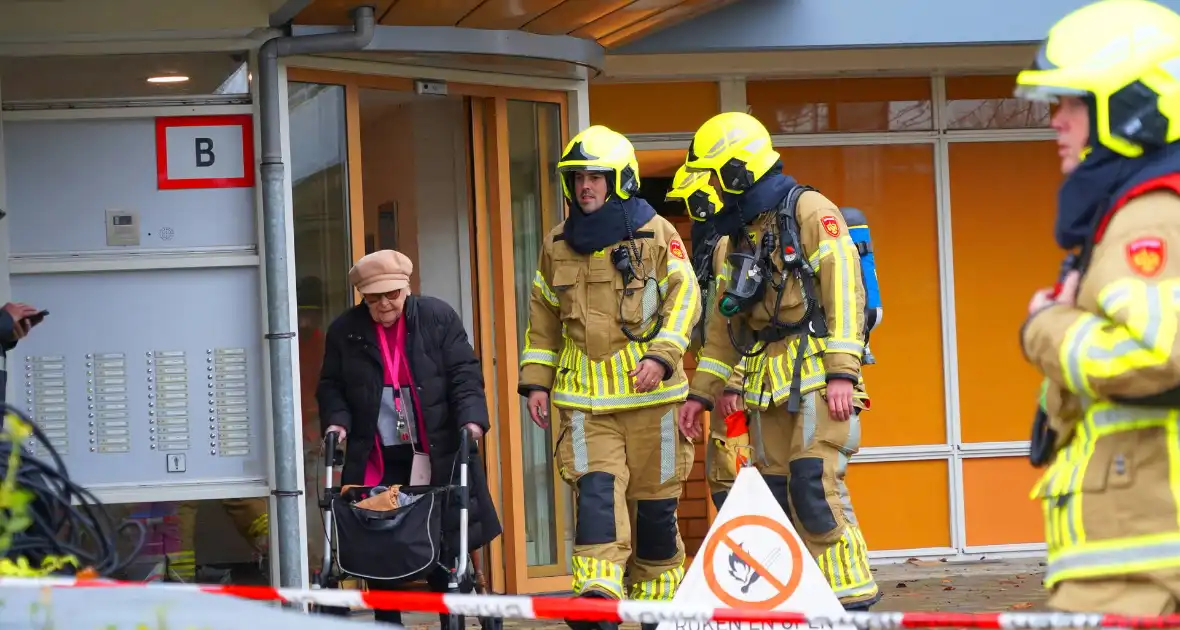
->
xmin=1060 ymin=280 xmax=1180 ymax=397
xmin=569 ymin=410 xmax=589 ymax=473
xmin=166 ymin=550 xmax=196 ymax=580
xmin=247 ymin=513 xmax=269 ymax=540
xmin=571 ymin=556 xmax=624 ymax=599
xmin=659 ymin=407 xmax=677 ymax=484
xmin=629 ymin=565 xmax=685 ymax=601
xmin=553 ymin=338 xmax=689 ymax=412
xmin=815 ymin=525 xmax=878 ymax=601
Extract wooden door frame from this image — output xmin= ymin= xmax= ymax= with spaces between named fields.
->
xmin=287 ymin=67 xmax=571 ymax=595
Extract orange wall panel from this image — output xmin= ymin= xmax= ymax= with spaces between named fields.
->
xmin=963 ymin=457 xmax=1044 ymax=547
xmin=778 ymin=145 xmax=945 ymax=447
xmin=847 ymin=459 xmax=951 ymax=550
xmin=950 ymin=142 xmax=1061 ymax=443
xmin=590 ymin=82 xmax=719 ymax=134
xmin=945 ymin=75 xmax=1020 ymax=100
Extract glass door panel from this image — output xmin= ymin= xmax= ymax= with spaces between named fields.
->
xmin=505 ymin=99 xmax=571 ymax=572
xmin=287 ymin=81 xmax=354 ymax=575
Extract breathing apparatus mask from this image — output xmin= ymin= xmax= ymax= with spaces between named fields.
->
xmin=718 ymin=249 xmax=767 ymax=318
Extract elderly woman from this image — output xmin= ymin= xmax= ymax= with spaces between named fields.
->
xmin=317 ymin=249 xmax=502 ymax=626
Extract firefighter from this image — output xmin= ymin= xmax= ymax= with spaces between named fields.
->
xmin=165 ymin=499 xmax=268 ymax=582
xmin=518 ymin=125 xmax=701 ymax=630
xmin=665 ymin=164 xmax=725 ymax=357
xmin=664 ymin=167 xmax=753 ymax=489
xmin=676 ymin=111 xmax=879 ymax=610
xmin=1016 ymin=0 xmax=1180 ymax=614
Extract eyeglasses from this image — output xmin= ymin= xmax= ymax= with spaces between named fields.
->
xmin=363 ymin=289 xmax=403 ymax=304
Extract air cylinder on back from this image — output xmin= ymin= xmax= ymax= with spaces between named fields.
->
xmin=839 ymin=207 xmax=883 ymax=333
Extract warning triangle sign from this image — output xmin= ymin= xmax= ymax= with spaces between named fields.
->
xmin=658 ymin=467 xmax=852 ymax=630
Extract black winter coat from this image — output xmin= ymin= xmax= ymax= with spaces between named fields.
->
xmin=316 ymin=296 xmax=502 ymax=552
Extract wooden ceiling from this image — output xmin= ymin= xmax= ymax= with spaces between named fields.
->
xmin=291 ymin=0 xmax=735 ymax=49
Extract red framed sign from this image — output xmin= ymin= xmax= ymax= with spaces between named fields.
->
xmin=155 ymin=114 xmax=255 ymax=190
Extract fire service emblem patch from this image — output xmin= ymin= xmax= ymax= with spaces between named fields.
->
xmin=820 ymin=216 xmax=840 ymax=238
xmin=1127 ymin=237 xmax=1166 ymax=277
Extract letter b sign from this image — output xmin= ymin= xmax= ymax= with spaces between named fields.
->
xmin=156 ymin=115 xmax=255 ymax=190
xmin=195 ymin=138 xmax=216 ymax=167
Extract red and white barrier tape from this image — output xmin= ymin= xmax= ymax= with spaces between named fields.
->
xmin=3 ymin=576 xmax=1180 ymax=628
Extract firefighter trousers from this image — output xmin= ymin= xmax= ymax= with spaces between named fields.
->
xmin=170 ymin=498 xmax=269 ymax=581
xmin=704 ymin=390 xmax=879 ymax=607
xmin=1050 ymin=571 xmax=1180 ymax=616
xmin=555 ymin=402 xmax=695 ymax=601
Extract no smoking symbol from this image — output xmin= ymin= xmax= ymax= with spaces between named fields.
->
xmin=703 ymin=514 xmax=804 ymax=610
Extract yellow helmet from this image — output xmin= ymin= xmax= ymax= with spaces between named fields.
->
xmin=665 ymin=165 xmax=723 ymax=222
xmin=1016 ymin=0 xmax=1180 ymax=158
xmin=557 ymin=125 xmax=640 ymax=201
xmin=684 ymin=112 xmax=780 ymax=194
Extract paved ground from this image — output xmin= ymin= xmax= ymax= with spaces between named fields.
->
xmin=869 ymin=557 xmax=1048 ymax=613
xmin=390 ymin=558 xmax=1050 ymax=629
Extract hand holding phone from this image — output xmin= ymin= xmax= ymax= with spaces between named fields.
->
xmin=23 ymin=310 xmax=48 ymax=327
xmin=2 ymin=303 xmax=40 ymax=340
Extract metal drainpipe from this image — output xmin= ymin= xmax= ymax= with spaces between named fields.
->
xmin=257 ymin=4 xmax=375 ymax=589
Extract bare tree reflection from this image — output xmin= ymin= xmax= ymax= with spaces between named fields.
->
xmin=750 ymin=96 xmax=1049 ymax=132
xmin=753 ymin=100 xmax=931 ymax=132
xmin=946 ymin=98 xmax=1050 ymax=129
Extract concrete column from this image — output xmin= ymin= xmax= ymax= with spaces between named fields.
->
xmin=718 ymin=77 xmax=748 ymax=113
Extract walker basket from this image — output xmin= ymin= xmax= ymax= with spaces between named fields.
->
xmin=330 ymin=484 xmax=447 ymax=584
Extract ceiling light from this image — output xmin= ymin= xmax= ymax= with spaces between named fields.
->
xmin=147 ymin=75 xmax=189 ymax=84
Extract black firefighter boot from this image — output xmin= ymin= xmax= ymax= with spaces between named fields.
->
xmin=565 ymin=590 xmax=620 ymax=630
xmin=842 ymin=592 xmax=883 ymax=612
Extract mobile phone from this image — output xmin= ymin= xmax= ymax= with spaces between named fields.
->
xmin=23 ymin=310 xmax=48 ymax=327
